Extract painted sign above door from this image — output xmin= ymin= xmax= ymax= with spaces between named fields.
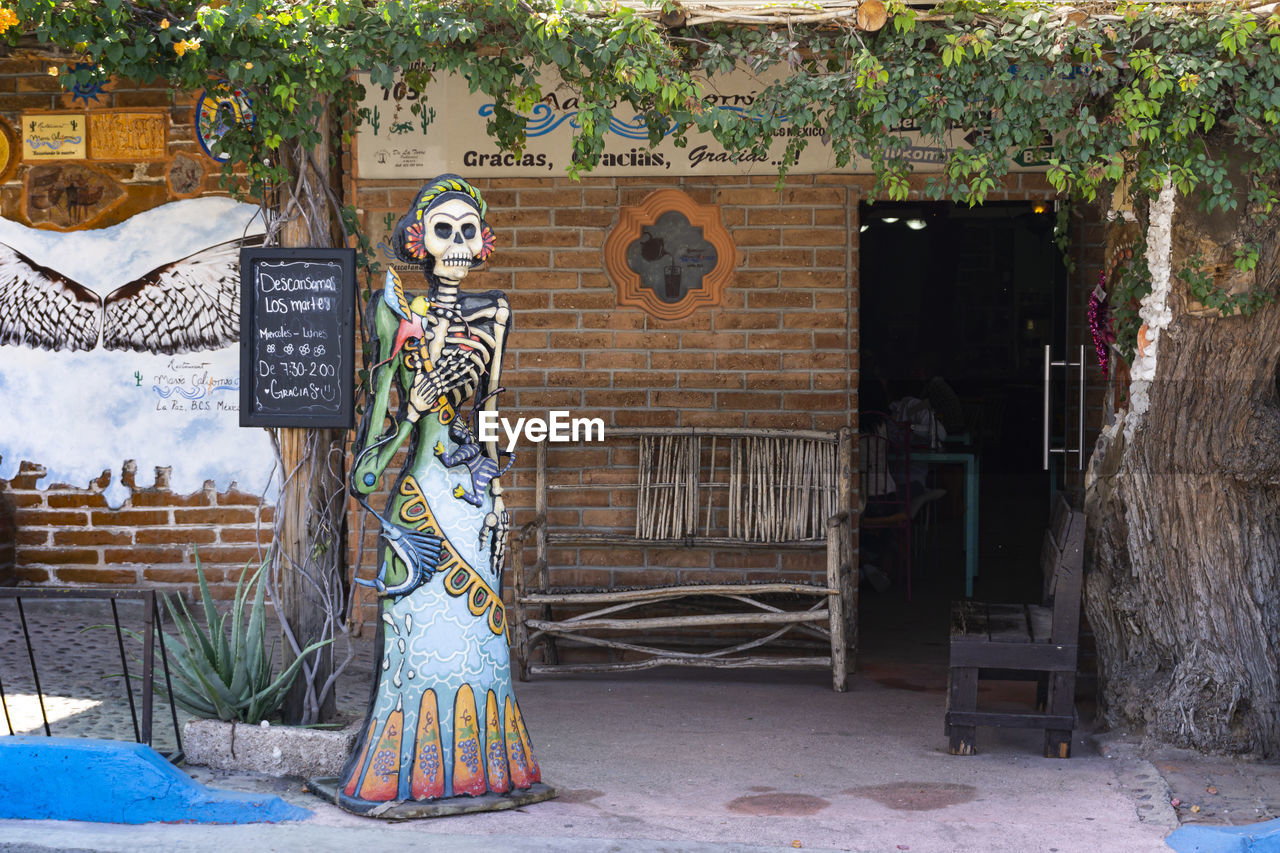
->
xmin=354 ymin=68 xmax=1051 ymax=179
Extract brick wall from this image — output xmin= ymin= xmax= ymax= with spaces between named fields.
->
xmin=346 ymin=171 xmax=1063 ymax=628
xmin=2 ymin=460 xmax=271 ymax=598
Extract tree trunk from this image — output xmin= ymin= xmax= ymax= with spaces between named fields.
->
xmin=1087 ymin=179 xmax=1280 ymax=755
xmin=276 ymin=98 xmax=345 ymax=724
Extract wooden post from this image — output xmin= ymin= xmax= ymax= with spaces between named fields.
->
xmin=837 ymin=427 xmax=856 ymax=673
xmin=276 ymin=98 xmax=343 ymax=724
xmin=534 ymin=440 xmax=558 ymax=667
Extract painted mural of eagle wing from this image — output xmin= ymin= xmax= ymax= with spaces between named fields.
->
xmin=101 ymin=236 xmax=261 ymax=354
xmin=0 ymin=241 xmax=102 ymax=352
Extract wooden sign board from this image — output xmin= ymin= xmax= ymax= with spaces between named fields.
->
xmin=239 ymin=247 xmax=356 ymax=428
xmin=21 ymin=114 xmax=85 ymax=160
xmin=88 ymin=110 xmax=168 ymax=160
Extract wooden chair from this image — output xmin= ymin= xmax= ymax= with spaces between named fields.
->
xmin=945 ymin=493 xmax=1085 ymax=758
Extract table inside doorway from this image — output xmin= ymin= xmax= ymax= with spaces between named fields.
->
xmin=914 ymin=450 xmax=979 ymax=597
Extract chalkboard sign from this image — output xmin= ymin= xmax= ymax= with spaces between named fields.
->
xmin=239 ymin=247 xmax=355 ymax=428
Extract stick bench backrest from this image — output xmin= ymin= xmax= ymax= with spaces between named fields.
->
xmin=1040 ymin=492 xmax=1086 ymax=645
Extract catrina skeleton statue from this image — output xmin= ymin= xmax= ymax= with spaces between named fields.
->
xmin=339 ymin=175 xmax=540 ymax=810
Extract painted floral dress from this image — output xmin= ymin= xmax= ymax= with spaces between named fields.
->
xmin=338 ymin=277 xmax=539 ymax=807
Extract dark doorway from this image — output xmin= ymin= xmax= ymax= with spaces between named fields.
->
xmin=858 ymin=201 xmax=1067 ymax=604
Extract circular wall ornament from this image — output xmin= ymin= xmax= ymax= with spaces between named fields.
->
xmin=0 ymin=117 xmax=18 ymax=183
xmin=195 ymin=82 xmax=256 ymax=162
xmin=604 ymin=189 xmax=735 ymax=321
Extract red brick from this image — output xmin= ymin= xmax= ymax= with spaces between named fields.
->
xmin=136 ymin=528 xmax=217 ymax=545
xmin=58 ymin=568 xmax=138 ymax=584
xmin=613 ymin=371 xmax=676 ymax=389
xmin=748 ymin=332 xmax=813 ymax=350
xmin=516 ymin=230 xmax=581 ymax=248
xmin=517 ymin=188 xmax=584 ymax=207
xmin=584 ymin=351 xmax=647 ymax=369
xmin=497 ymin=250 xmax=551 ymax=268
xmin=143 ymin=567 xmax=227 ymax=584
xmin=746 ymin=372 xmax=811 ymax=390
xmin=715 ymin=313 xmax=780 ymax=330
xmin=103 ymin=546 xmax=185 ymax=564
xmin=555 ymin=209 xmax=612 ymax=228
xmin=15 ymin=567 xmax=50 ymax=582
xmin=783 ymin=392 xmax=848 ymax=410
xmin=19 ymin=510 xmax=89 ymax=526
xmin=16 ymin=529 xmax=48 ymax=546
xmin=681 ymin=410 xmax=744 ymax=428
xmin=548 ymin=331 xmax=611 ymax=350
xmin=679 ymin=372 xmax=745 ymax=389
xmin=547 ymin=370 xmax=611 ymax=387
xmin=191 ymin=546 xmax=266 ymax=565
xmin=550 ymin=250 xmax=602 ymax=269
xmin=517 ymin=311 xmax=578 ymax=329
xmin=717 ymin=391 xmax=784 ymax=409
xmin=511 ymin=271 xmax=578 ymax=289
xmin=580 ymin=312 xmax=645 ymax=330
xmin=734 ymin=228 xmax=782 ymax=247
xmin=748 ymin=208 xmax=813 ymax=226
xmin=129 ymin=489 xmax=212 ymax=507
xmin=173 ymin=508 xmax=255 ymax=525
xmin=4 ymin=492 xmax=45 ymax=507
xmin=20 ymin=548 xmax=101 ymax=565
xmin=784 ymin=311 xmax=846 ymax=329
xmin=89 ymin=509 xmax=169 ymax=526
xmin=716 ymin=352 xmax=779 ymax=371
xmin=715 ymin=187 xmax=782 ymax=205
xmin=553 ymin=292 xmax=615 ymax=310
xmin=46 ymin=493 xmax=109 ymax=509
xmin=583 ymin=391 xmax=646 ymax=408
xmin=52 ymin=529 xmax=132 ymax=547
xmin=501 ymin=209 xmax=553 ymax=227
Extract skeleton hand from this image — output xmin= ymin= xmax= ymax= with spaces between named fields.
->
xmin=406 ymin=368 xmax=447 ymax=423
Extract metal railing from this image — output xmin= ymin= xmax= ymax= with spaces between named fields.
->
xmin=0 ymin=587 xmax=183 ymax=759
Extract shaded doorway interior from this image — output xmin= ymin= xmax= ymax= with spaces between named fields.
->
xmin=857 ymin=200 xmax=1068 ymax=607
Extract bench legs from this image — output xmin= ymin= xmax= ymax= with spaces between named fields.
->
xmin=946 ymin=666 xmax=978 ymax=755
xmin=1043 ymin=671 xmax=1075 ymax=758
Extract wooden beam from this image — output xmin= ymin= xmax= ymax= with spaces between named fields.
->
xmin=528 ymin=609 xmax=830 ymax=632
xmin=520 ymin=583 xmax=837 ymax=605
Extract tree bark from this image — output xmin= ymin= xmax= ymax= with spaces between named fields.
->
xmin=276 ymin=99 xmax=345 ymax=724
xmin=1087 ymin=177 xmax=1280 ymax=755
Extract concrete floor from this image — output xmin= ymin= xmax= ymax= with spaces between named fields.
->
xmin=0 ymin=596 xmax=1264 ymax=852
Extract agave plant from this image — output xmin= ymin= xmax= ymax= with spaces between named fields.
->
xmin=159 ymin=552 xmax=330 ymax=724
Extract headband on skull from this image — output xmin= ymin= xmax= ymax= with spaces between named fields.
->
xmin=391 ymin=174 xmax=496 ymax=269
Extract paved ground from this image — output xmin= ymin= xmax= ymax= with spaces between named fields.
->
xmin=0 ymin=596 xmax=1275 ymax=852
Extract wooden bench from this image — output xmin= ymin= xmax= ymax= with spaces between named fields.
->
xmin=511 ymin=427 xmax=856 ymax=691
xmin=945 ymin=493 xmax=1085 ymax=757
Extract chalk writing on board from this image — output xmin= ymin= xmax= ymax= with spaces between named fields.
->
xmin=239 ymin=248 xmax=354 ymax=428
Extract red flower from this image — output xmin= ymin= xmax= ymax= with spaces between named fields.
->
xmin=404 ymin=221 xmax=428 ymax=259
xmin=477 ymin=225 xmax=496 ymax=262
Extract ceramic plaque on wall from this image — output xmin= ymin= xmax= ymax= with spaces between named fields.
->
xmin=23 ymin=163 xmax=124 ymax=230
xmin=362 ymin=208 xmax=418 ymax=275
xmin=87 ymin=110 xmax=168 ymax=161
xmin=0 ymin=118 xmax=18 ymax=183
xmin=604 ymin=189 xmax=734 ymax=321
xmin=21 ymin=114 xmax=86 ymax=160
xmin=195 ymin=82 xmax=255 ymax=162
xmin=166 ymin=152 xmax=205 ymax=198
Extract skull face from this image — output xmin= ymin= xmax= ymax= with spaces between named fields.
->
xmin=422 ymin=199 xmax=483 ymax=283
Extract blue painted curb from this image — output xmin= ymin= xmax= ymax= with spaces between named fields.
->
xmin=0 ymin=736 xmax=311 ymax=824
xmin=1167 ymin=818 xmax=1280 ymax=853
